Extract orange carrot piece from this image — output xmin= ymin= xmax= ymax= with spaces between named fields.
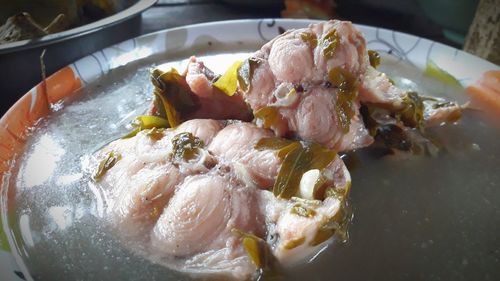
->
xmin=466 ymin=70 xmax=500 ymax=122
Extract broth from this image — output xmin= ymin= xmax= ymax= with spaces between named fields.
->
xmin=2 ymin=53 xmax=500 ymax=281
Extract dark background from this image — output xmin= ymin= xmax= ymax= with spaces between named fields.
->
xmin=0 ymin=0 xmax=463 ymax=116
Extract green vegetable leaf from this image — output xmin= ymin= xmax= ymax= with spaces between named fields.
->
xmin=300 ymin=32 xmax=318 ymax=48
xmin=237 ymin=57 xmax=261 ymax=93
xmin=255 ymin=137 xmax=294 ymax=151
xmin=309 ymin=199 xmax=351 ymax=246
xmin=171 ymin=132 xmax=204 ymax=162
xmin=321 ymin=28 xmax=339 ymax=59
xmin=94 ymin=151 xmax=121 ymax=181
xmin=213 ymin=60 xmax=242 ymax=96
xmin=397 ymin=92 xmax=425 ymax=130
xmin=145 ymin=127 xmax=166 ymax=141
xmin=290 ymin=203 xmax=317 ymax=218
xmin=328 ymin=67 xmax=358 ymax=133
xmin=254 ymin=106 xmax=283 ymax=130
xmin=256 ymin=138 xmax=338 ymax=199
xmin=231 ymin=229 xmax=281 ymax=279
xmin=151 ymin=68 xmax=198 ymax=127
xmin=257 ymin=138 xmax=337 ymax=200
xmin=368 ymin=50 xmax=381 ymax=68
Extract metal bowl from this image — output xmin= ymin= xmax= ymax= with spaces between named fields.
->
xmin=0 ymin=0 xmax=156 ymax=115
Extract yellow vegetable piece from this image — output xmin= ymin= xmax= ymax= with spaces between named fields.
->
xmin=283 ymin=237 xmax=306 ymax=250
xmin=254 ymin=106 xmax=282 ymax=129
xmin=213 ymin=60 xmax=243 ymax=96
xmin=122 ymin=115 xmax=170 ymax=139
xmin=424 ymin=60 xmax=462 ymax=88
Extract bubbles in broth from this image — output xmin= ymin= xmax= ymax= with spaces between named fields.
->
xmin=2 ymin=53 xmax=499 ymax=281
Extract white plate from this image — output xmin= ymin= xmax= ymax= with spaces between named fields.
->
xmin=0 ymin=19 xmax=498 ymax=281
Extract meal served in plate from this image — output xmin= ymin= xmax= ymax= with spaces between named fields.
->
xmin=89 ymin=20 xmax=463 ymax=280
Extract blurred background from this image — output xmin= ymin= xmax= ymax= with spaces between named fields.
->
xmin=0 ymin=0 xmax=497 ymax=115
xmin=143 ymin=0 xmax=478 ymax=47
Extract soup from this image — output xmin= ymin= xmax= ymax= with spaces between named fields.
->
xmin=2 ymin=51 xmax=500 ymax=281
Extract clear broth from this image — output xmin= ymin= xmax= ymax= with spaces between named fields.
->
xmin=3 ymin=53 xmax=500 ymax=281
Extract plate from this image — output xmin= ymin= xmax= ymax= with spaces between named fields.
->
xmin=0 ymin=19 xmax=498 ymax=281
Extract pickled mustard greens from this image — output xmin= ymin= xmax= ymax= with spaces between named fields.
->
xmin=171 ymin=132 xmax=204 ymax=162
xmin=237 ymin=58 xmax=262 ymax=93
xmin=310 ymin=212 xmax=349 ymax=246
xmin=231 ymin=229 xmax=281 ymax=278
xmin=321 ymin=28 xmax=339 ymax=59
xmin=290 ymin=203 xmax=317 ymax=218
xmin=328 ymin=67 xmax=358 ymax=133
xmin=286 ymin=195 xmax=351 ymax=249
xmin=368 ymin=50 xmax=381 ymax=68
xmin=254 ymin=107 xmax=283 ymax=130
xmin=151 ymin=68 xmax=198 ymax=128
xmin=255 ymin=138 xmax=337 ymax=200
xmin=397 ymin=92 xmax=425 ymax=130
xmin=93 ymin=151 xmax=121 ymax=181
xmin=300 ymin=32 xmax=318 ymax=48
xmin=122 ymin=115 xmax=170 ymax=139
xmin=361 ymin=104 xmax=442 ymax=156
xmin=310 ymin=189 xmax=351 ymax=246
xmin=213 ymin=60 xmax=242 ymax=96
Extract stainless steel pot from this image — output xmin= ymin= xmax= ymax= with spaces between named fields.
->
xmin=0 ymin=0 xmax=156 ymax=115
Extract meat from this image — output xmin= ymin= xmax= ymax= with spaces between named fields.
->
xmin=148 ymin=60 xmax=252 ymax=125
xmin=151 ymin=172 xmax=263 ymax=279
xmin=183 ymin=57 xmax=252 ymax=122
xmin=94 ymin=119 xmax=351 ymax=280
xmin=208 ymin=122 xmax=279 ymax=189
xmin=96 ymin=119 xmax=222 ymax=239
xmin=148 ymin=20 xmax=373 ymax=152
xmin=359 ymin=66 xmax=406 ymax=106
xmin=243 ymin=20 xmax=373 ymax=151
xmin=359 ymin=66 xmax=462 ymax=127
xmin=93 ymin=19 xmax=464 ymax=281
xmin=262 ymin=193 xmax=344 ymax=265
xmin=185 ymin=56 xmax=218 ymax=98
xmin=151 ymin=20 xmax=461 ymax=154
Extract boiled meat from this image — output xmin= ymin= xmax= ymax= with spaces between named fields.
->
xmin=94 ymin=119 xmax=351 ymax=280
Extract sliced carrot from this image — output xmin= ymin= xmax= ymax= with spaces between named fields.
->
xmin=480 ymin=70 xmax=500 ymax=92
xmin=466 ymin=70 xmax=500 ymax=122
